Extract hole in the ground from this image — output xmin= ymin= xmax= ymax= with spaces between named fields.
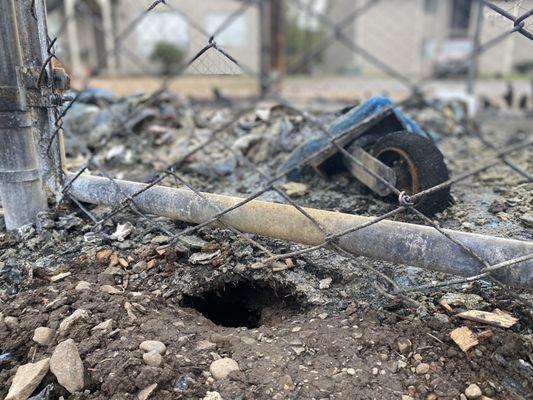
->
xmin=181 ymin=280 xmax=303 ymax=328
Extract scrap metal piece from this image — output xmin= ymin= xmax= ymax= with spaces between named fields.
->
xmin=67 ymin=174 xmax=533 ymax=288
xmin=342 ymin=146 xmax=396 ymax=196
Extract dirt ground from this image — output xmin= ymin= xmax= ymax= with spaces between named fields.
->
xmin=0 ymin=87 xmax=532 ymax=399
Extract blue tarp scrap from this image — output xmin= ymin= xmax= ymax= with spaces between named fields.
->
xmin=279 ymin=96 xmax=432 ymax=177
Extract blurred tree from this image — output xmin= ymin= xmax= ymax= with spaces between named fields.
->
xmin=285 ymin=10 xmax=326 ymax=74
xmin=150 ymin=41 xmax=185 ymax=75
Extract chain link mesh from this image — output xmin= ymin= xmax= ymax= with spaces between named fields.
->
xmin=34 ymin=0 xmax=533 ymax=311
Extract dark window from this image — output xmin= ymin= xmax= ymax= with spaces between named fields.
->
xmin=450 ymin=0 xmax=472 ymax=31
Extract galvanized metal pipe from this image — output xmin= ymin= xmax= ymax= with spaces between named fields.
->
xmin=0 ymin=0 xmax=47 ymax=230
xmin=68 ymin=174 xmax=533 ymax=288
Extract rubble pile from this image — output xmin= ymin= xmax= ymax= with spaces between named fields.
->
xmin=0 ymin=88 xmax=531 ymax=399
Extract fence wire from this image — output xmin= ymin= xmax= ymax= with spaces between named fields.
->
xmin=30 ymin=0 xmax=533 ymax=311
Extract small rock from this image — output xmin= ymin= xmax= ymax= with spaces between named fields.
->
xmin=209 ymin=357 xmax=240 ymax=380
xmin=292 ymin=346 xmax=306 ymax=355
xmin=139 ymin=340 xmax=166 ymax=355
xmin=281 ymin=182 xmax=308 ymax=197
xmin=318 ymin=277 xmax=332 ymax=290
xmin=5 ymin=358 xmax=50 ymax=400
xmin=137 ymin=383 xmax=157 ymax=400
xmin=465 ymin=383 xmax=482 ymax=399
xmin=50 ymin=272 xmax=71 ymax=282
xmin=442 ymin=293 xmax=487 ymax=310
xmin=33 ymin=327 xmax=55 ymax=346
xmin=416 ymin=363 xmax=430 ymax=374
xmin=520 ymin=213 xmax=533 ymax=228
xmin=75 ymin=281 xmax=92 ymax=291
xmin=402 ymin=396 xmax=414 ymax=400
xmin=195 ymin=340 xmax=216 ymax=351
xmin=397 ymin=338 xmax=412 ymax=354
xmin=110 ymin=222 xmax=133 ymax=241
xmin=100 ymin=285 xmax=122 ymax=294
xmin=132 ymin=261 xmax=147 ymax=274
xmin=91 ymin=319 xmax=113 ymax=332
xmin=371 ymin=367 xmax=379 ymax=375
xmin=143 ymin=351 xmax=162 ymax=367
xmin=124 ymin=302 xmax=137 ymax=322
xmin=58 ymin=309 xmax=90 ymax=335
xmin=151 ymin=235 xmax=169 ymax=245
xmin=397 ymin=360 xmax=408 ymax=369
xmin=346 ymin=368 xmax=356 ymax=376
xmin=50 ymin=339 xmax=84 ymax=393
xmin=280 ymin=374 xmax=295 ymax=391
xmin=179 ymin=235 xmax=207 ymax=249
xmin=189 ymin=250 xmax=221 ymax=265
xmin=4 ymin=316 xmax=19 ymax=330
xmin=203 ymin=392 xmax=223 ymax=400
xmin=318 ymin=313 xmax=328 ymax=319
xmin=433 ymin=313 xmax=450 ymax=324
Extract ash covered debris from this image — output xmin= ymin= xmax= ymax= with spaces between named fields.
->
xmin=0 ymin=86 xmax=532 ymax=399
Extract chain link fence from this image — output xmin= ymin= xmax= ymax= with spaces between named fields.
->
xmin=1 ymin=0 xmax=532 ymax=311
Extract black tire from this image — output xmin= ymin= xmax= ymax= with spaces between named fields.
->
xmin=369 ymin=131 xmax=451 ymax=216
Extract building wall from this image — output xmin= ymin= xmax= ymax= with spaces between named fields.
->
xmin=116 ymin=0 xmax=260 ymax=75
xmin=47 ymin=0 xmax=260 ymax=76
xmin=323 ymin=0 xmax=533 ymax=78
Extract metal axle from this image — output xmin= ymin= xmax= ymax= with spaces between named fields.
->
xmin=68 ymin=174 xmax=533 ymax=288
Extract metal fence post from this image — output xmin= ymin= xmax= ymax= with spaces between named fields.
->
xmin=0 ymin=0 xmax=47 ymax=230
xmin=13 ymin=0 xmax=66 ymax=199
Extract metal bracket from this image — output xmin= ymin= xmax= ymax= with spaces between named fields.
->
xmin=0 ymin=168 xmax=39 ymax=183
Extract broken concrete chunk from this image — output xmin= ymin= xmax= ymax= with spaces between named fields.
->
xmin=203 ymin=391 xmax=223 ymax=400
xmin=442 ymin=293 xmax=488 ymax=310
xmin=110 ymin=222 xmax=133 ymax=241
xmin=179 ymin=235 xmax=207 ymax=249
xmin=189 ymin=250 xmax=221 ymax=265
xmin=456 ymin=309 xmax=518 ymax=328
xmin=59 ymin=309 xmax=90 ymax=335
xmin=281 ymin=182 xmax=308 ymax=197
xmin=5 ymin=358 xmax=50 ymax=400
xmin=50 ymin=272 xmax=71 ymax=282
xmin=318 ymin=277 xmax=332 ymax=290
xmin=33 ymin=327 xmax=55 ymax=346
xmin=450 ymin=326 xmax=479 ymax=352
xmin=50 ymin=339 xmax=84 ymax=393
xmin=91 ymin=319 xmax=113 ymax=332
xmin=143 ymin=351 xmax=162 ymax=367
xmin=124 ymin=302 xmax=137 ymax=322
xmin=137 ymin=383 xmax=157 ymax=400
xmin=397 ymin=338 xmax=412 ymax=354
xmin=100 ymin=285 xmax=122 ymax=295
xmin=75 ymin=281 xmax=92 ymax=291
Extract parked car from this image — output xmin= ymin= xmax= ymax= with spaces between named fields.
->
xmin=433 ymin=39 xmax=474 ymax=78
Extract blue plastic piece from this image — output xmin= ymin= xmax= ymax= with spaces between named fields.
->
xmin=279 ymin=96 xmax=430 ymax=178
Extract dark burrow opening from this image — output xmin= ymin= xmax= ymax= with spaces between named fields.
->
xmin=180 ymin=280 xmax=304 ymax=328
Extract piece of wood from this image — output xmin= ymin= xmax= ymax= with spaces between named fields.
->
xmin=439 ymin=298 xmax=453 ymax=312
xmin=477 ymin=330 xmax=493 ymax=341
xmin=456 ymin=310 xmax=518 ymax=328
xmin=450 ymin=326 xmax=479 ymax=352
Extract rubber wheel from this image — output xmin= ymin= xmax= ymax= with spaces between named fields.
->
xmin=369 ymin=131 xmax=451 ymax=216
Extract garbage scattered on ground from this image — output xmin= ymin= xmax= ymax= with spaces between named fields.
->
xmin=0 ymin=87 xmax=531 ymax=399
